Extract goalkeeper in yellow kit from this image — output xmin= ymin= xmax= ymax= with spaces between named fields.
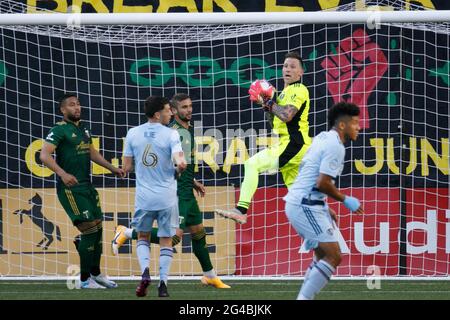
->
xmin=216 ymin=51 xmax=312 ymax=224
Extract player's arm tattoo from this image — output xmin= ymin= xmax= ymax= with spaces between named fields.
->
xmin=270 ymin=104 xmax=298 ymax=123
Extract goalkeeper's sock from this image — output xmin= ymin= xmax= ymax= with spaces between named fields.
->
xmin=298 ymin=260 xmax=335 ymax=300
xmin=191 ymin=229 xmax=213 ymax=272
xmin=159 ymin=247 xmax=173 ymax=285
xmin=237 ymin=159 xmax=260 ymax=210
xmin=78 ymin=231 xmax=97 ymax=282
xmin=236 ymin=205 xmax=248 ymax=215
xmin=136 ymin=240 xmax=151 ymax=274
xmin=90 ymin=227 xmax=103 ymax=276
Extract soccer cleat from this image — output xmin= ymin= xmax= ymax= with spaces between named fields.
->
xmin=215 ymin=208 xmax=247 ymax=224
xmin=158 ymin=281 xmax=169 ymax=297
xmin=111 ymin=225 xmax=128 ymax=256
xmin=80 ymin=277 xmax=106 ymax=289
xmin=91 ymin=274 xmax=118 ymax=288
xmin=136 ymin=279 xmax=151 ymax=297
xmin=201 ymin=276 xmax=231 ymax=289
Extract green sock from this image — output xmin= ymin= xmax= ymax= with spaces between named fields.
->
xmin=149 ymin=228 xmax=180 ymax=246
xmin=78 ymin=231 xmax=97 ymax=279
xmin=73 ymin=234 xmax=81 ymax=253
xmin=131 ymin=229 xmax=138 ymax=240
xmin=191 ymin=229 xmax=213 ymax=272
xmin=172 ymin=235 xmax=181 ymax=247
xmin=90 ymin=227 xmax=103 ymax=276
xmin=150 ymin=228 xmax=159 ymax=244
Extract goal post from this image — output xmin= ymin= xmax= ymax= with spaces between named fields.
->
xmin=0 ymin=0 xmax=449 ymax=280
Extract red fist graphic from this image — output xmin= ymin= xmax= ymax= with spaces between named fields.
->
xmin=321 ymin=28 xmax=388 ymax=129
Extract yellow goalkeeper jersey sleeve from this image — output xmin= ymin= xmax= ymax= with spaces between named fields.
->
xmin=273 ymin=81 xmax=311 ymax=145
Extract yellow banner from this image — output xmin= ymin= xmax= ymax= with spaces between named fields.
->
xmin=24 ymin=0 xmax=436 ymax=14
xmin=0 ymin=187 xmax=235 ymax=276
xmin=23 ymin=136 xmax=450 ymax=178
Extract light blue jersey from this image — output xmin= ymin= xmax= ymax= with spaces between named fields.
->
xmin=283 ymin=129 xmax=345 ymax=251
xmin=284 ymin=129 xmax=345 ymax=204
xmin=124 ymin=122 xmax=182 ymax=211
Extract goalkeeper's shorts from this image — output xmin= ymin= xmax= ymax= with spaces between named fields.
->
xmin=246 ymin=138 xmax=310 ymax=187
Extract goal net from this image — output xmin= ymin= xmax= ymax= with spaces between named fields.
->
xmin=0 ymin=0 xmax=449 ymax=279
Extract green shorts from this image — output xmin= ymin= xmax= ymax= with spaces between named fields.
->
xmin=178 ymin=197 xmax=202 ymax=229
xmin=57 ymin=185 xmax=103 ymax=225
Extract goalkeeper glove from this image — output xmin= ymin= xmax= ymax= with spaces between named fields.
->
xmin=249 ymin=79 xmax=275 ymax=105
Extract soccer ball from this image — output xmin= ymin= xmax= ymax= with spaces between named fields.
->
xmin=249 ymin=79 xmax=275 ymax=104
xmin=258 ymin=79 xmax=275 ymax=99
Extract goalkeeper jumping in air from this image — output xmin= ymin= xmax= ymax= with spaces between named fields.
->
xmin=215 ymin=51 xmax=312 ymax=224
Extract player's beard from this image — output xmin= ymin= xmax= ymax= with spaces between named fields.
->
xmin=179 ymin=114 xmax=191 ymax=123
xmin=344 ymin=132 xmax=355 ymax=143
xmin=67 ymin=113 xmax=81 ymax=122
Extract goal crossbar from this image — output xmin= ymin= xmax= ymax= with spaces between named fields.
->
xmin=0 ymin=11 xmax=450 ymax=26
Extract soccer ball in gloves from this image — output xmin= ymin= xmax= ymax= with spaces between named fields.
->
xmin=249 ymin=79 xmax=275 ymax=105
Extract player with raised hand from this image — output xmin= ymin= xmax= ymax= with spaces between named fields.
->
xmin=284 ymin=102 xmax=364 ymax=300
xmin=215 ymin=51 xmax=312 ymax=224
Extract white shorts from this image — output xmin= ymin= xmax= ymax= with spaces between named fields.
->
xmin=285 ymin=201 xmax=338 ymax=251
xmin=131 ymin=204 xmax=179 ymax=237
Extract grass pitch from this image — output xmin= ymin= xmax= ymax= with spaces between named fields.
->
xmin=0 ymin=280 xmax=449 ymax=300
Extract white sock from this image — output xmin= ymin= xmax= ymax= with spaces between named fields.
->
xmin=159 ymin=247 xmax=173 ymax=285
xmin=297 ymin=260 xmax=335 ymax=300
xmin=124 ymin=228 xmax=133 ymax=239
xmin=303 ymin=258 xmax=318 ymax=284
xmin=204 ymin=269 xmax=216 ymax=279
xmin=136 ymin=240 xmax=150 ymax=274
